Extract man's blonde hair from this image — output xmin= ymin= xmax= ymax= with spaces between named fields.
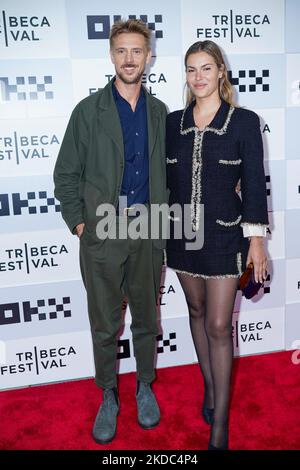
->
xmin=109 ymin=19 xmax=152 ymax=50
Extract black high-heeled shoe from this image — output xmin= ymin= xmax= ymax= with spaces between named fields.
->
xmin=202 ymin=406 xmax=214 ymax=425
xmin=208 ymin=441 xmax=228 ymax=450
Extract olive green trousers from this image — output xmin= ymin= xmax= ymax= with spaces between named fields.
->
xmin=79 ymin=218 xmax=163 ymax=389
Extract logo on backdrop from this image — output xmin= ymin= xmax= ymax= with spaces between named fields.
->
xmin=228 ymin=69 xmax=270 ymax=93
xmin=122 ymin=282 xmax=179 ymax=310
xmin=157 ymin=332 xmax=177 ymax=353
xmin=0 ymin=345 xmax=77 ymax=376
xmin=196 ymin=10 xmax=270 ymax=42
xmin=0 ymin=190 xmax=60 ymax=217
xmin=0 ymin=131 xmax=60 ymax=165
xmin=87 ymin=14 xmax=163 ymax=40
xmin=233 ymin=319 xmax=272 ymax=348
xmin=0 ymin=10 xmax=51 ymax=47
xmin=0 ymin=242 xmax=68 ymax=275
xmin=89 ymin=69 xmax=167 ymax=97
xmin=0 ymin=75 xmax=53 ymax=101
xmin=117 ymin=339 xmax=131 ymax=360
xmin=0 ymin=332 xmax=177 ymax=377
xmin=266 ymin=175 xmax=271 ymax=197
xmin=116 ymin=332 xmax=177 ymax=360
xmin=261 ymin=120 xmax=271 ymax=135
xmin=158 ymin=283 xmax=176 ymax=306
xmin=0 ymin=297 xmax=71 ymax=326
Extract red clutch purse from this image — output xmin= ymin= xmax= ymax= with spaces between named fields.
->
xmin=239 ymin=262 xmax=264 ymax=299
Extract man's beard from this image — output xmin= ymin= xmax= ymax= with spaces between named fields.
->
xmin=117 ymin=66 xmax=144 ymax=85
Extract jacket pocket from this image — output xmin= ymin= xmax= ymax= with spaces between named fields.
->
xmin=216 ymin=215 xmax=242 ymax=227
xmin=218 ymin=158 xmax=241 ymax=165
xmin=215 ymin=221 xmax=242 ymax=254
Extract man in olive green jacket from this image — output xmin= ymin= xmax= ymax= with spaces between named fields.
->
xmin=53 ymin=20 xmax=168 ymax=444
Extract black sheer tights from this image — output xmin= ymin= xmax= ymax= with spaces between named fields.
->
xmin=177 ymin=273 xmax=239 ymax=448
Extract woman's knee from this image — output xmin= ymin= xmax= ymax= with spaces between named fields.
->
xmin=188 ymin=299 xmax=206 ymax=320
xmin=205 ymin=319 xmax=232 ymax=340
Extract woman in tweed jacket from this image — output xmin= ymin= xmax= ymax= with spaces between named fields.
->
xmin=166 ymin=40 xmax=269 ymax=450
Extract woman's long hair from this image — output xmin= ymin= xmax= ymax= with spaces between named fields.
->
xmin=184 ymin=40 xmax=234 ymax=107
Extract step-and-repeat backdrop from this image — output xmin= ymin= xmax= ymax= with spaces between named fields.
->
xmin=1 ymin=0 xmax=299 ymax=390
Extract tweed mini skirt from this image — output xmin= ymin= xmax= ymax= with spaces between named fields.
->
xmin=166 ymin=238 xmax=249 ymax=279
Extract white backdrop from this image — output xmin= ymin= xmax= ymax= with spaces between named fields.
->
xmin=0 ymin=0 xmax=299 ymax=390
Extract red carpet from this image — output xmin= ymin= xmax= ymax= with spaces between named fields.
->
xmin=0 ymin=350 xmax=299 ymax=450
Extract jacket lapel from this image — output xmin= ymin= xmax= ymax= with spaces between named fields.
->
xmin=97 ymin=80 xmax=160 ymax=159
xmin=145 ymin=89 xmax=160 ymax=159
xmin=97 ymin=80 xmax=124 ymax=158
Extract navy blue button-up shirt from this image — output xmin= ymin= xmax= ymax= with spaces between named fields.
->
xmin=112 ymin=81 xmax=149 ymax=207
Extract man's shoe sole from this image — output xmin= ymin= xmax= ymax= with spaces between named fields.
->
xmin=137 ymin=419 xmax=160 ymax=430
xmin=92 ymin=431 xmax=116 ymax=445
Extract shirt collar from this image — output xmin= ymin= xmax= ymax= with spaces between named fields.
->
xmin=181 ymin=99 xmax=234 ymax=135
xmin=112 ymin=78 xmax=145 ymax=108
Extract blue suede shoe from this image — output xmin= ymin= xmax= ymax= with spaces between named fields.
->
xmin=136 ymin=381 xmax=160 ymax=429
xmin=92 ymin=388 xmax=119 ymax=444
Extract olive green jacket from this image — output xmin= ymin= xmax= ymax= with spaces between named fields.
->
xmin=53 ymin=79 xmax=168 ymax=247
